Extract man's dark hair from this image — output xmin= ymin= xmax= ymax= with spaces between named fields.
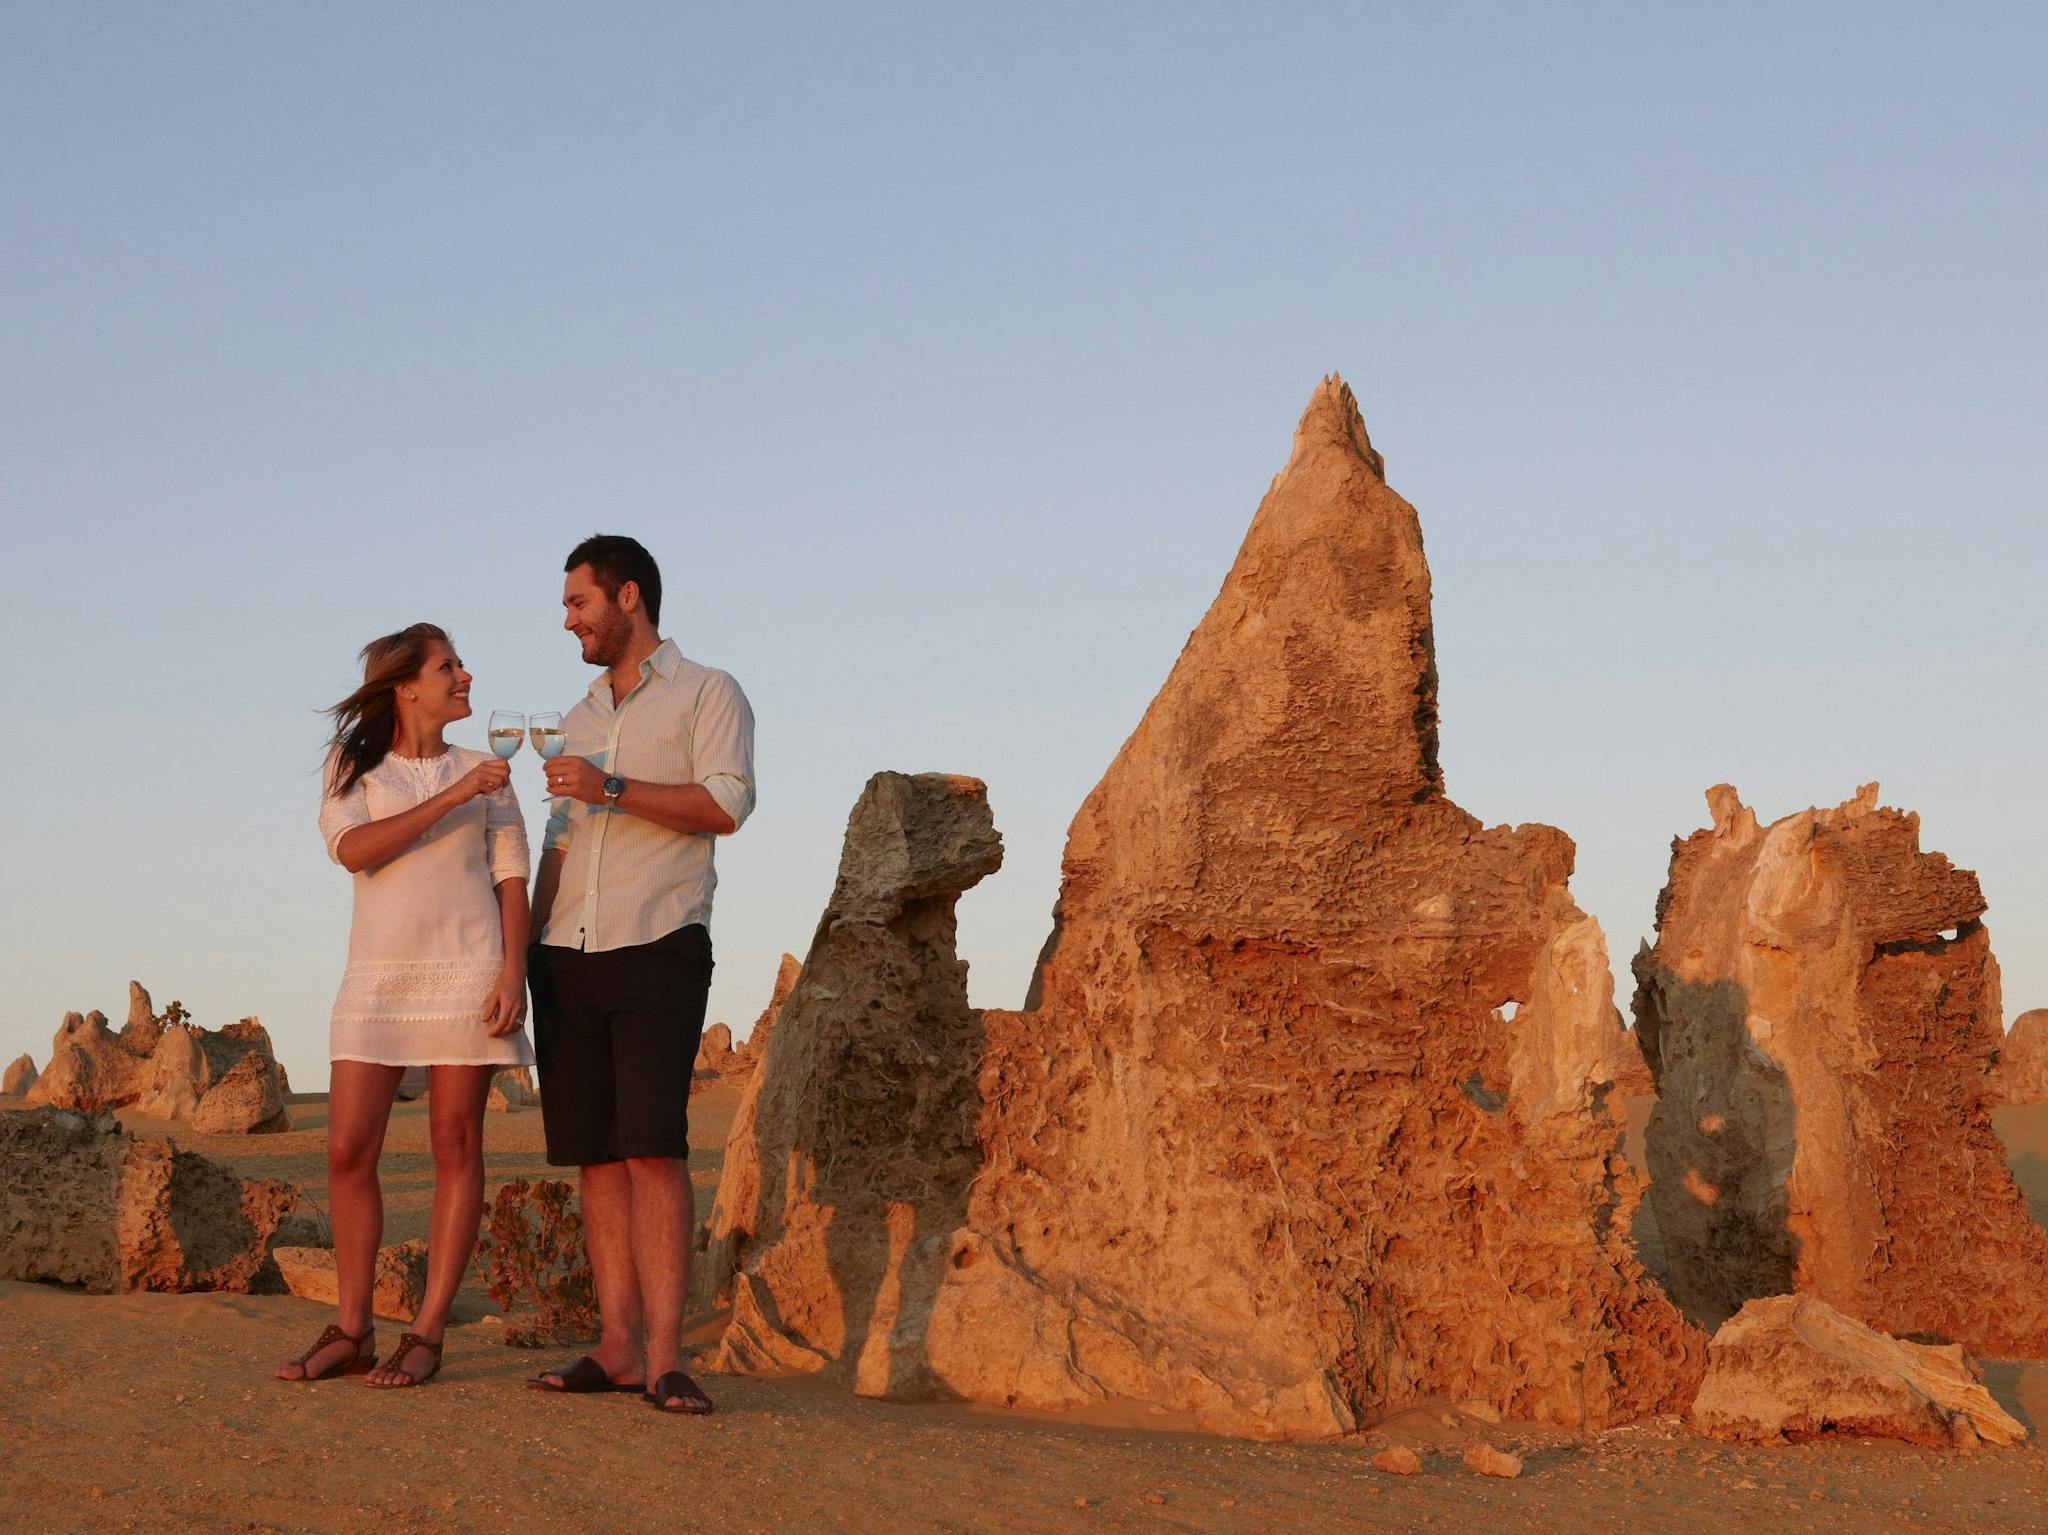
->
xmin=565 ymin=534 xmax=662 ymax=627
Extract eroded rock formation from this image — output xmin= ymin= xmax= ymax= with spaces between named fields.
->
xmin=691 ymin=1023 xmax=739 ymax=1093
xmin=0 ymin=1107 xmax=309 ymax=1292
xmin=699 ymin=378 xmax=1699 ymax=1438
xmin=742 ymin=954 xmax=803 ymax=1063
xmin=1634 ymin=785 xmax=2048 ymax=1356
xmin=2 ymin=1054 xmax=36 ymax=1096
xmin=489 ymin=1066 xmax=538 ymax=1110
xmin=1690 ymin=1295 xmax=2024 ymax=1449
xmin=1993 ymin=1009 xmax=2048 ymax=1106
xmin=699 ymin=771 xmax=1002 ymax=1387
xmin=25 ymin=993 xmax=291 ymax=1133
xmin=275 ymin=1240 xmax=428 ymax=1320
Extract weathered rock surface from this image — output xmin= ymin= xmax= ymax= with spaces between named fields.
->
xmin=691 ymin=1023 xmax=740 ymax=1093
xmin=1371 ymin=1446 xmax=1422 ymax=1476
xmin=491 ymin=1067 xmax=538 ymax=1107
xmin=273 ymin=1240 xmax=429 ymax=1320
xmin=1993 ymin=1009 xmax=2048 ymax=1106
xmin=700 ymin=379 xmax=1701 ymax=1438
xmin=26 ymin=1010 xmax=143 ymax=1111
xmin=189 ymin=1051 xmax=291 ymax=1134
xmin=2 ymin=1054 xmax=37 ymax=1096
xmin=1463 ymin=1444 xmax=1523 ymax=1478
xmin=742 ymin=954 xmax=803 ymax=1062
xmin=0 ymin=1107 xmax=306 ymax=1293
xmin=1690 ymin=1294 xmax=2025 ymax=1449
xmin=699 ymin=771 xmax=1003 ymax=1391
xmin=1634 ymin=785 xmax=2048 ymax=1355
xmin=1600 ymin=1030 xmax=1656 ymax=1097
xmin=691 ymin=956 xmax=805 ymax=1095
xmin=695 ymin=1022 xmax=735 ymax=1069
xmin=25 ymin=995 xmax=290 ymax=1133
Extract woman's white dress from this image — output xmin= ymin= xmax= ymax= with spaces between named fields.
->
xmin=319 ymin=746 xmax=536 ymax=1068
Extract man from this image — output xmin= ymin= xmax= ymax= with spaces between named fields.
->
xmin=527 ymin=533 xmax=755 ymax=1414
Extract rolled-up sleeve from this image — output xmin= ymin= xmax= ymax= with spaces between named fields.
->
xmin=694 ymin=670 xmax=756 ymax=833
xmin=318 ymin=750 xmax=371 ymax=866
xmin=541 ymin=787 xmax=574 ymax=854
xmin=485 ymin=781 xmax=531 ymax=883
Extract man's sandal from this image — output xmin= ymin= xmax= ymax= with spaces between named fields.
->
xmin=645 ymin=1371 xmax=715 ymax=1415
xmin=277 ymin=1323 xmax=376 ymax=1382
xmin=529 ymin=1355 xmax=643 ymax=1394
xmin=368 ymin=1332 xmax=444 ymax=1388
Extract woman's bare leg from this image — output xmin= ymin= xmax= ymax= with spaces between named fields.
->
xmin=368 ymin=1063 xmax=492 ymax=1385
xmin=275 ymin=1060 xmax=403 ymax=1378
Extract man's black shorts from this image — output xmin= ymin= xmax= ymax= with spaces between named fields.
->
xmin=530 ymin=923 xmax=712 ymax=1167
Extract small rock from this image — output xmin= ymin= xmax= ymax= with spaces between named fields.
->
xmin=1690 ymin=1294 xmax=2025 ymax=1449
xmin=1 ymin=1054 xmax=37 ymax=1096
xmin=1464 ymin=1444 xmax=1522 ymax=1479
xmin=1459 ymin=1399 xmax=1503 ymax=1424
xmin=273 ymin=1239 xmax=428 ymax=1320
xmin=1140 ymin=1491 xmax=1165 ymax=1506
xmin=1372 ymin=1446 xmax=1423 ymax=1476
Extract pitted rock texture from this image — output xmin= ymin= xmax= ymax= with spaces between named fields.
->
xmin=1993 ymin=1009 xmax=2048 ymax=1106
xmin=491 ymin=1066 xmax=538 ymax=1107
xmin=25 ymin=997 xmax=290 ymax=1133
xmin=275 ymin=1240 xmax=429 ymax=1320
xmin=1690 ymin=1295 xmax=2024 ymax=1449
xmin=743 ymin=954 xmax=803 ymax=1062
xmin=2 ymin=1054 xmax=37 ymax=1096
xmin=0 ymin=1107 xmax=304 ymax=1293
xmin=944 ymin=377 xmax=1697 ymax=1436
xmin=696 ymin=770 xmax=1002 ymax=1390
xmin=698 ymin=379 xmax=1698 ymax=1438
xmin=1634 ymin=785 xmax=2048 ymax=1355
xmin=696 ymin=1022 xmax=735 ymax=1068
xmin=189 ymin=1051 xmax=291 ymax=1134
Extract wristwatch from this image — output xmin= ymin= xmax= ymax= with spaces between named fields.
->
xmin=601 ymin=774 xmax=626 ymax=805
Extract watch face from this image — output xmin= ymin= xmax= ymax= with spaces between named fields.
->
xmin=602 ymin=775 xmax=625 ymax=800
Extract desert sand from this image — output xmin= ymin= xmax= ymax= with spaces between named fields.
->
xmin=2 ymin=1085 xmax=2045 ymax=1534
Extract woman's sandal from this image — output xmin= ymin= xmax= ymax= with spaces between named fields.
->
xmin=277 ymin=1323 xmax=376 ymax=1382
xmin=645 ymin=1371 xmax=715 ymax=1415
xmin=529 ymin=1355 xmax=643 ymax=1394
xmin=368 ymin=1331 xmax=444 ymax=1388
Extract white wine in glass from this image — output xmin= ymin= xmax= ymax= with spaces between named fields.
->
xmin=529 ymin=711 xmax=566 ymax=760
xmin=488 ymin=710 xmax=526 ymax=759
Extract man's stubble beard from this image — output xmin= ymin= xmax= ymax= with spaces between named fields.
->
xmin=585 ymin=604 xmax=633 ymax=668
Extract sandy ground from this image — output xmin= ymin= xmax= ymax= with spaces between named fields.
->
xmin=4 ymin=1089 xmax=2047 ymax=1534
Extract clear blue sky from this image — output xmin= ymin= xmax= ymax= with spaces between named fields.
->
xmin=4 ymin=4 xmax=2043 ymax=1088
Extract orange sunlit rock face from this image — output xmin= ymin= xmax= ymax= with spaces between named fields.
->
xmin=937 ymin=378 xmax=1700 ymax=1435
xmin=1634 ymin=785 xmax=2048 ymax=1355
xmin=699 ymin=379 xmax=1702 ymax=1438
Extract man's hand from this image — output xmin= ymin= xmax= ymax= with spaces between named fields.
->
xmin=543 ymin=754 xmax=607 ymax=805
xmin=479 ymin=963 xmax=527 ymax=1037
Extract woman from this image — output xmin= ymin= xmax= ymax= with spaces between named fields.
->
xmin=276 ymin=623 xmax=533 ymax=1388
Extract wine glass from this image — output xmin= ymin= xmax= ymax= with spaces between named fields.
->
xmin=488 ymin=710 xmax=525 ymax=759
xmin=529 ymin=711 xmax=566 ymax=760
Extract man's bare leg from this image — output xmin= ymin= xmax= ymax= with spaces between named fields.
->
xmin=537 ymin=1158 xmax=643 ymax=1388
xmin=627 ymin=1154 xmax=698 ymax=1404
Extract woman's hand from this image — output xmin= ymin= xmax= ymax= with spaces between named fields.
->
xmin=454 ymin=757 xmax=512 ymax=803
xmin=480 ymin=963 xmax=527 ymax=1037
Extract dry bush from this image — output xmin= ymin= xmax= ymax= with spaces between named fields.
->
xmin=473 ymin=1178 xmax=598 ymax=1347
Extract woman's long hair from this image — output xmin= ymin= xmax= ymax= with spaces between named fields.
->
xmin=325 ymin=623 xmax=450 ymax=796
